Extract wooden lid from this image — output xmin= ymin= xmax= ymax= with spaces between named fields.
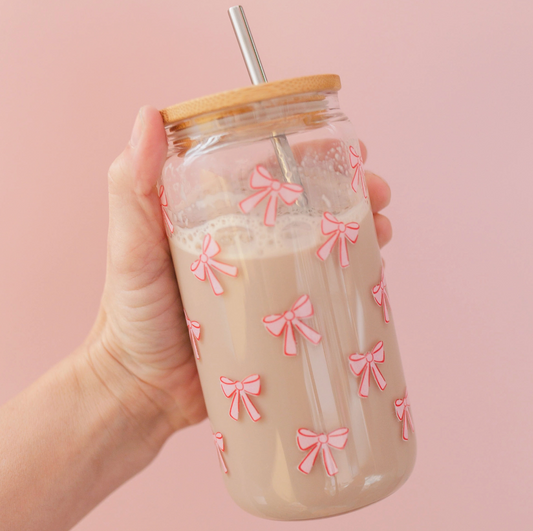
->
xmin=160 ymin=74 xmax=341 ymax=126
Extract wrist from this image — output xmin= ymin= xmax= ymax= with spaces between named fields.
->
xmin=77 ymin=337 xmax=176 ymax=460
xmin=0 ymin=341 xmax=176 ymax=531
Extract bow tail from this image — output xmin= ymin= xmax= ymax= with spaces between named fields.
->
xmin=264 ymin=194 xmax=278 ymax=227
xmin=352 ymin=166 xmax=368 ymax=198
xmin=205 ymin=266 xmax=224 ymax=296
xmin=402 ymin=415 xmax=410 ymax=441
xmin=293 ymin=319 xmax=322 ymax=345
xmin=406 ymin=407 xmax=415 ymax=433
xmin=189 ymin=330 xmax=200 ymax=360
xmin=316 ymin=232 xmax=339 ymax=262
xmin=209 ymin=259 xmax=238 ymax=277
xmin=283 ymin=323 xmax=297 ymax=356
xmin=339 ymin=234 xmax=350 ymax=268
xmin=372 ymin=286 xmax=383 ymax=307
xmin=370 ymin=362 xmax=387 ymax=391
xmin=240 ymin=392 xmax=261 ymax=422
xmin=216 ymin=446 xmax=228 ymax=473
xmin=358 ymin=363 xmax=371 ymax=398
xmin=322 ymin=444 xmax=339 ymax=476
xmin=298 ymin=443 xmax=321 ymax=475
xmin=159 ymin=187 xmax=168 ymax=206
xmin=239 ymin=188 xmax=271 ymax=214
xmin=228 ymin=391 xmax=240 ymax=421
xmin=361 ymin=168 xmax=368 ymax=199
xmin=351 ymin=168 xmax=360 ymax=194
xmin=383 ymin=293 xmax=390 ymax=323
xmin=161 ymin=207 xmax=174 ymax=234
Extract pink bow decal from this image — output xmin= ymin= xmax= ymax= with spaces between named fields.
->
xmin=395 ymin=391 xmax=415 ymax=441
xmin=348 ymin=341 xmax=387 ymax=397
xmin=190 ymin=234 xmax=238 ymax=296
xmin=185 ymin=311 xmax=201 ymax=360
xmin=316 ymin=212 xmax=360 ymax=268
xmin=263 ymin=295 xmax=322 ymax=356
xmin=349 ymin=145 xmax=367 ymax=198
xmin=239 ymin=165 xmax=303 ymax=226
xmin=372 ymin=265 xmax=391 ymax=323
xmin=213 ymin=432 xmax=228 ymax=473
xmin=158 ymin=185 xmax=174 ymax=234
xmin=220 ymin=375 xmax=261 ymax=422
xmin=297 ymin=427 xmax=349 ymax=476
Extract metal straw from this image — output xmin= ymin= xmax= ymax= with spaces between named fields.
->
xmin=228 ymin=5 xmax=307 ymax=206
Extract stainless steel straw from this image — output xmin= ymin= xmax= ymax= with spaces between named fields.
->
xmin=228 ymin=5 xmax=307 ymax=206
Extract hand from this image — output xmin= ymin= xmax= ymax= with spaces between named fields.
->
xmin=85 ymin=106 xmax=393 ymax=444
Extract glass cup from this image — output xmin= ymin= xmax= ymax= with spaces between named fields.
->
xmin=159 ymin=75 xmax=416 ymax=520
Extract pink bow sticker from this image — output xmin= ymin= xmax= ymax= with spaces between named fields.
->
xmin=316 ymin=212 xmax=360 ymax=268
xmin=159 ymin=185 xmax=174 ymax=234
xmin=185 ymin=311 xmax=201 ymax=360
xmin=372 ymin=264 xmax=391 ymax=323
xmin=263 ymin=295 xmax=322 ymax=356
xmin=349 ymin=145 xmax=367 ymax=198
xmin=348 ymin=341 xmax=387 ymax=398
xmin=220 ymin=375 xmax=261 ymax=422
xmin=297 ymin=427 xmax=349 ymax=476
xmin=395 ymin=391 xmax=415 ymax=441
xmin=190 ymin=234 xmax=238 ymax=296
xmin=239 ymin=165 xmax=303 ymax=226
xmin=213 ymin=432 xmax=228 ymax=473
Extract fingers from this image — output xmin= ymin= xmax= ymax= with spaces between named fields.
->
xmin=109 ymin=106 xmax=168 ymax=198
xmin=366 ymin=171 xmax=391 ymax=213
xmin=365 ymin=168 xmax=393 ymax=248
xmin=106 ymin=106 xmax=170 ymax=278
xmin=373 ymin=213 xmax=393 ymax=248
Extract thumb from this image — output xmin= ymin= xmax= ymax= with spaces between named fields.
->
xmin=106 ymin=106 xmax=170 ymax=279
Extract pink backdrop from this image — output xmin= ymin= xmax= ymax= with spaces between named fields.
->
xmin=1 ymin=0 xmax=532 ymax=529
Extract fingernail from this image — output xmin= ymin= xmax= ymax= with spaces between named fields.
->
xmin=129 ymin=108 xmax=145 ymax=148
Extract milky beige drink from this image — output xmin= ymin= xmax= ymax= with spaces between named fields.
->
xmin=160 ymin=73 xmax=416 ymax=520
xmin=169 ymin=200 xmax=416 ymax=520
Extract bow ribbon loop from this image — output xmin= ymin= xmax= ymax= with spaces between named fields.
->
xmin=349 ymin=146 xmax=367 ymax=198
xmin=239 ymin=165 xmax=303 ymax=226
xmin=297 ymin=427 xmax=349 ymax=476
xmin=372 ymin=265 xmax=391 ymax=323
xmin=190 ymin=234 xmax=238 ymax=296
xmin=349 ymin=341 xmax=387 ymax=397
xmin=159 ymin=185 xmax=174 ymax=234
xmin=220 ymin=375 xmax=261 ymax=422
xmin=184 ymin=311 xmax=201 ymax=360
xmin=316 ymin=212 xmax=360 ymax=268
xmin=213 ymin=432 xmax=228 ymax=473
xmin=263 ymin=295 xmax=322 ymax=356
xmin=395 ymin=391 xmax=415 ymax=441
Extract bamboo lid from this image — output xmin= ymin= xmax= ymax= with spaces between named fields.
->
xmin=160 ymin=74 xmax=341 ymax=126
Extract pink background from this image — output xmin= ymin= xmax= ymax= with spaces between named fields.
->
xmin=1 ymin=0 xmax=532 ymax=529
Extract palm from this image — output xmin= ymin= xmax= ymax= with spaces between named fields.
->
xmin=103 ymin=200 xmax=208 ymax=426
xmin=97 ymin=108 xmax=207 ymax=428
